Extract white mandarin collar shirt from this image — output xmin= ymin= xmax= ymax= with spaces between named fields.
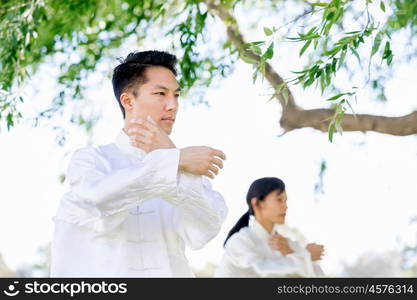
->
xmin=50 ymin=130 xmax=228 ymax=277
xmin=214 ymin=218 xmax=324 ymax=277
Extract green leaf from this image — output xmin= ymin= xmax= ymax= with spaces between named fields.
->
xmin=259 ymin=60 xmax=266 ymax=78
xmin=6 ymin=113 xmax=14 ymax=131
xmin=291 ymin=68 xmax=310 ymax=74
xmin=313 ymin=38 xmax=319 ymax=49
xmin=326 ymin=11 xmax=335 ymax=21
xmin=264 ymin=27 xmax=273 ymax=36
xmin=240 ymin=55 xmax=258 ymax=65
xmin=380 ymin=1 xmax=386 ymax=12
xmin=250 ymin=45 xmax=262 ymax=55
xmin=245 ymin=41 xmax=266 ymax=47
xmin=323 ymin=46 xmax=341 ymax=57
xmin=331 ymin=58 xmax=337 ymax=72
xmin=346 ymin=100 xmax=355 ymax=114
xmin=299 ymin=40 xmax=312 ymax=57
xmin=326 ymin=93 xmax=345 ymax=101
xmin=263 ymin=42 xmax=274 ymax=59
xmin=282 ymin=86 xmax=289 ymax=104
xmin=371 ymin=32 xmax=382 ymax=57
xmin=382 ymin=41 xmax=391 ymax=56
xmin=382 ymin=41 xmax=393 ymax=65
xmin=268 ymin=93 xmax=276 ymax=102
xmin=387 ymin=54 xmax=393 ymax=65
xmin=310 ymin=2 xmax=328 ymax=7
xmin=268 ymin=82 xmax=286 ymax=102
xmin=306 ymin=26 xmax=318 ymax=36
xmin=328 ymin=121 xmax=335 ymax=142
xmin=275 ymin=82 xmax=286 ymax=93
xmin=325 ymin=64 xmax=331 ymax=85
xmin=345 ymin=30 xmax=361 ymax=35
xmin=335 ymin=120 xmax=343 ymax=134
xmin=338 ymin=50 xmax=346 ymax=70
xmin=286 ymin=36 xmax=302 ymax=41
xmin=320 ymin=73 xmax=326 ymax=94
xmin=304 ymin=74 xmax=315 ymax=87
xmin=349 ymin=46 xmax=361 ymax=63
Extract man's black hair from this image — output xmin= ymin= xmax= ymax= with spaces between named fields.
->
xmin=111 ymin=50 xmax=178 ymax=118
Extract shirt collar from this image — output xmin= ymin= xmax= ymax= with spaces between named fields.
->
xmin=250 ymin=218 xmax=272 ymax=240
xmin=115 ymin=129 xmax=146 ymax=158
xmin=250 ymin=218 xmax=291 ymax=240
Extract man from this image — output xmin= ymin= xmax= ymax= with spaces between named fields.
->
xmin=50 ymin=50 xmax=228 ymax=277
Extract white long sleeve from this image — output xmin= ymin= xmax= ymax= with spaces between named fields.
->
xmin=172 ymin=173 xmax=228 ymax=250
xmin=55 ymin=147 xmax=180 ymax=233
xmin=67 ymin=147 xmax=179 ymax=215
xmin=224 ymin=231 xmax=311 ymax=277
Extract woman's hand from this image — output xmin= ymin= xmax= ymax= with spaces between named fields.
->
xmin=306 ymin=243 xmax=325 ymax=261
xmin=268 ymin=234 xmax=294 ymax=256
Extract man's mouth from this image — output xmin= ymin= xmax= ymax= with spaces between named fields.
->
xmin=161 ymin=117 xmax=175 ymax=123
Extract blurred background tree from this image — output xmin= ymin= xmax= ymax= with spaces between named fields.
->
xmin=1 ymin=0 xmax=416 ymax=142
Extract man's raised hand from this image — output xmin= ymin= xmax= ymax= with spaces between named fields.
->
xmin=179 ymin=146 xmax=226 ymax=179
xmin=127 ymin=116 xmax=175 ymax=153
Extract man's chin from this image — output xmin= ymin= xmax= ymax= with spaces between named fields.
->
xmin=162 ymin=126 xmax=173 ymax=135
xmin=156 ymin=121 xmax=172 ymax=134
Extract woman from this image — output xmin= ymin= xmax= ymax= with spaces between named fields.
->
xmin=215 ymin=177 xmax=325 ymax=277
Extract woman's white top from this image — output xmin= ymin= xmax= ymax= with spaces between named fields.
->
xmin=215 ymin=219 xmax=324 ymax=277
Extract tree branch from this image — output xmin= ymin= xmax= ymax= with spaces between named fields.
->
xmin=203 ymin=0 xmax=417 ymax=136
xmin=203 ymin=0 xmax=298 ymax=111
xmin=281 ymin=109 xmax=417 ymax=136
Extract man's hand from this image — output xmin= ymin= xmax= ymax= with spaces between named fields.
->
xmin=306 ymin=243 xmax=325 ymax=261
xmin=268 ymin=234 xmax=294 ymax=256
xmin=179 ymin=146 xmax=226 ymax=179
xmin=127 ymin=116 xmax=175 ymax=153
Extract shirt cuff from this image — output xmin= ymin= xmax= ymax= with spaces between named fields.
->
xmin=141 ymin=148 xmax=180 ymax=198
xmin=169 ymin=171 xmax=205 ymax=206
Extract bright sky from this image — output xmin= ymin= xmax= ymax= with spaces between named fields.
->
xmin=0 ymin=3 xmax=416 ymax=276
xmin=0 ymin=58 xmax=416 ymax=276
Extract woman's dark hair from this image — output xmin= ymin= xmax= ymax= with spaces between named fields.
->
xmin=111 ymin=50 xmax=178 ymax=118
xmin=223 ymin=177 xmax=285 ymax=247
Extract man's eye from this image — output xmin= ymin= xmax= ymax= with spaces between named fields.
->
xmin=175 ymin=94 xmax=180 ymax=98
xmin=155 ymin=92 xmax=165 ymax=96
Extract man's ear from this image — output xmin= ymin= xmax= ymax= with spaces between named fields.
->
xmin=120 ymin=92 xmax=133 ymax=112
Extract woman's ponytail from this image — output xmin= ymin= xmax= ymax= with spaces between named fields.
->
xmin=223 ymin=210 xmax=250 ymax=247
xmin=222 ymin=177 xmax=285 ymax=247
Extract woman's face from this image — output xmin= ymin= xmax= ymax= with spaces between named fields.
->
xmin=257 ymin=190 xmax=288 ymax=224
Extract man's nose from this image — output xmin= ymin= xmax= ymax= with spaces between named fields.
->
xmin=166 ymin=96 xmax=178 ymax=111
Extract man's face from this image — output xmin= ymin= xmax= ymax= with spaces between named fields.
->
xmin=126 ymin=66 xmax=180 ymax=135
